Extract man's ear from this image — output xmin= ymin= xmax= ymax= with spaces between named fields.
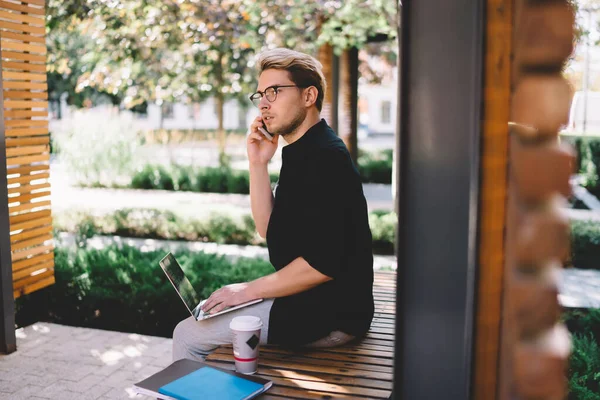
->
xmin=304 ymin=86 xmax=318 ymax=107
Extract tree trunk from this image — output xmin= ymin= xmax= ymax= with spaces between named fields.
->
xmin=331 ymin=53 xmax=339 ymax=134
xmin=339 ymin=47 xmax=359 ymax=165
xmin=318 ymin=43 xmax=335 ymax=127
xmin=215 ymin=52 xmax=227 ymax=166
xmin=216 ymin=93 xmax=225 ymax=153
xmin=159 ymin=104 xmax=164 ymax=130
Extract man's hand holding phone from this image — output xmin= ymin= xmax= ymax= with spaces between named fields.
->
xmin=247 ymin=116 xmax=279 ymax=166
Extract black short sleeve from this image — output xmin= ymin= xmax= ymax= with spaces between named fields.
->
xmin=297 ymin=149 xmax=350 ymax=279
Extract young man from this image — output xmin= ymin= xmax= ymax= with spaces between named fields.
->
xmin=172 ymin=48 xmax=374 ymax=361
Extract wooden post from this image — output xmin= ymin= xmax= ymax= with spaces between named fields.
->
xmin=472 ymin=0 xmax=512 ymax=397
xmin=0 ymin=30 xmax=16 ymax=353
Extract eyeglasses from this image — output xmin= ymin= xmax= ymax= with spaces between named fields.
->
xmin=249 ymin=85 xmax=304 ymax=107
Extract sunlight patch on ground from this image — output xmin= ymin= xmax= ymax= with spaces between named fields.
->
xmin=91 ymin=343 xmax=148 ymax=365
xmin=91 ymin=349 xmax=124 ymax=365
xmin=32 ymin=324 xmax=50 ymax=333
xmin=124 ymin=387 xmax=141 ymax=398
xmin=128 ymin=333 xmax=151 ymax=343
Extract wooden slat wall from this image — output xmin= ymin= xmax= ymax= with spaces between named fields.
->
xmin=499 ymin=1 xmax=576 ymax=398
xmin=0 ymin=0 xmax=54 ymax=299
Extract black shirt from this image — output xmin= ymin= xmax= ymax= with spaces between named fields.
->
xmin=266 ymin=119 xmax=374 ymax=346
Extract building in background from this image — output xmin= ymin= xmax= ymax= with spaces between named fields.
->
xmin=566 ymin=91 xmax=600 ymax=133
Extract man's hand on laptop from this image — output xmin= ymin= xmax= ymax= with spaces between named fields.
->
xmin=201 ymin=282 xmax=254 ymax=315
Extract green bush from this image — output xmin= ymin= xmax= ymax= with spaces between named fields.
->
xmin=358 ymin=149 xmax=393 ymax=184
xmin=586 ymin=139 xmax=600 ymax=198
xmin=54 ymin=208 xmax=398 ymax=255
xmin=569 ymin=334 xmax=600 ymax=400
xmin=564 ymin=309 xmax=600 ymax=399
xmin=54 ymin=209 xmax=262 ymax=246
xmin=129 ymin=165 xmax=278 ymax=194
xmin=59 ymin=209 xmax=600 ymax=266
xmin=571 ymin=220 xmax=600 ymax=270
xmin=369 ymin=211 xmax=396 ymax=254
xmin=561 ymin=134 xmax=600 ymax=197
xmin=561 ymin=135 xmax=584 ymax=172
xmin=196 ymin=167 xmax=229 ymax=193
xmin=131 ymin=164 xmax=175 ymax=190
xmin=173 ymin=165 xmax=195 ymax=191
xmin=126 ymin=148 xmax=393 ymax=193
xmin=15 ymin=245 xmax=274 ymax=337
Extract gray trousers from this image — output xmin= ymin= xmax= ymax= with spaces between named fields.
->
xmin=172 ymin=298 xmax=355 ymax=361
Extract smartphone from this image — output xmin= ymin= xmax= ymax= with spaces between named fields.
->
xmin=258 ymin=123 xmax=273 ymax=141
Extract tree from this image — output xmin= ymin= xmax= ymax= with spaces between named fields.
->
xmin=319 ymin=0 xmax=396 ymax=163
xmin=47 ymin=0 xmax=267 ymax=163
xmin=178 ymin=0 xmax=261 ymax=160
xmin=47 ymin=0 xmax=189 ymax=110
xmin=46 ymin=0 xmax=115 ymax=110
xmin=46 ymin=0 xmax=397 ymax=165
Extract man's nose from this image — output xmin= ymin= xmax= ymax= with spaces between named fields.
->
xmin=259 ymin=96 xmax=270 ymax=110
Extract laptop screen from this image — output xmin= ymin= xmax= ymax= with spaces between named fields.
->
xmin=160 ymin=253 xmax=200 ymax=312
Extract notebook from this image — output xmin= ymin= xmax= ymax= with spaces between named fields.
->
xmin=133 ymin=359 xmax=272 ymax=400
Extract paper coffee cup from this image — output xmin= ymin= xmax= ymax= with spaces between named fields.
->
xmin=230 ymin=316 xmax=263 ymax=375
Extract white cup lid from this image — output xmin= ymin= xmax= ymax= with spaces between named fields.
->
xmin=230 ymin=316 xmax=262 ymax=331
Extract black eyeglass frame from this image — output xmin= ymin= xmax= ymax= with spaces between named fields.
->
xmin=248 ymin=85 xmax=307 ymax=106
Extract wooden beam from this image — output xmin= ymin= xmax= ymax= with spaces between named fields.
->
xmin=472 ymin=0 xmax=513 ymax=398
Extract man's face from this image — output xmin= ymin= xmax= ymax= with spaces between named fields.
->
xmin=256 ymin=69 xmax=306 ymax=137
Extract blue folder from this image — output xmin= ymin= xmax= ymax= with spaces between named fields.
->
xmin=158 ymin=366 xmax=265 ymax=400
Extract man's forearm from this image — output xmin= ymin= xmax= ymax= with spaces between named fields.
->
xmin=247 ymin=257 xmax=332 ymax=299
xmin=249 ymin=163 xmax=274 ymax=238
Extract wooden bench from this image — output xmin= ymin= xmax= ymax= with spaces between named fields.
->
xmin=206 ymin=271 xmax=396 ymax=399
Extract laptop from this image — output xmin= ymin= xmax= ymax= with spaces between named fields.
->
xmin=159 ymin=252 xmax=263 ymax=321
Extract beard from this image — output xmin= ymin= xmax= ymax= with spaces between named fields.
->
xmin=273 ymin=107 xmax=306 ymax=137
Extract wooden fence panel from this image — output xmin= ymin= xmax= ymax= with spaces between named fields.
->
xmin=0 ymin=0 xmax=54 ymax=299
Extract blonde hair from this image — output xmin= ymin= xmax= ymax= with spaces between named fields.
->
xmin=257 ymin=48 xmax=327 ymax=112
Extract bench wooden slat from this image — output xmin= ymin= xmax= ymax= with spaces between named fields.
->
xmin=372 ymin=317 xmax=396 ymax=326
xmin=373 ymin=291 xmax=395 ymax=297
xmin=373 ymin=290 xmax=396 ymax=296
xmin=208 ymin=271 xmax=397 ymax=399
xmin=354 ymin=339 xmax=395 ymax=349
xmin=243 ymin=365 xmax=395 ymax=391
xmin=374 ymin=291 xmax=395 ymax=296
xmin=267 ymin=385 xmax=380 ymax=399
xmin=365 ymin=332 xmax=394 ymax=341
xmin=206 ymin=360 xmax=392 ymax=398
xmin=373 ymin=311 xmax=396 ymax=321
xmin=369 ymin=327 xmax=395 ymax=335
xmin=207 ymin=351 xmax=394 ymax=379
xmin=214 ymin=346 xmax=394 ymax=366
xmin=325 ymin=342 xmax=394 ymax=352
xmin=302 ymin=345 xmax=394 ymax=358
